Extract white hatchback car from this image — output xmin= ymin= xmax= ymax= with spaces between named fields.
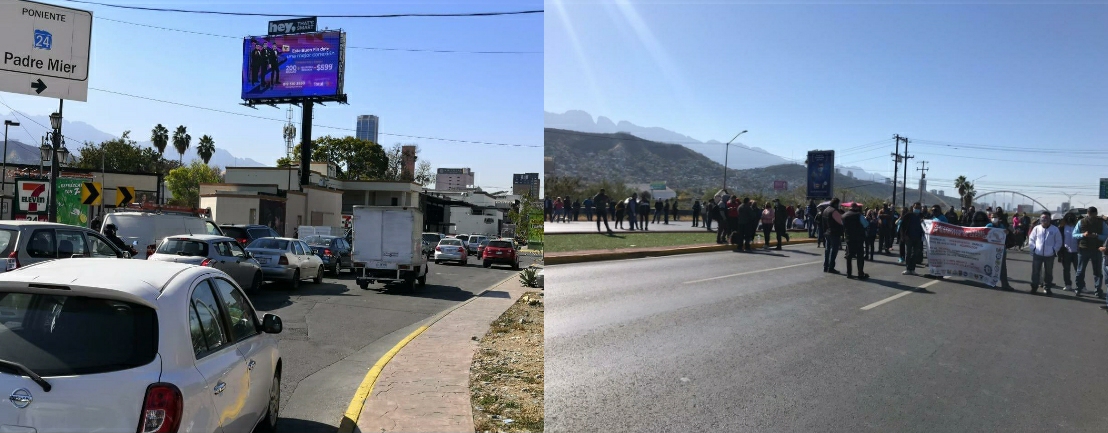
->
xmin=0 ymin=259 xmax=283 ymax=433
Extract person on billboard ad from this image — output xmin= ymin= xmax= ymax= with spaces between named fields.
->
xmin=266 ymin=41 xmax=283 ymax=87
xmin=250 ymin=41 xmax=266 ymax=86
xmin=810 ymin=161 xmax=829 ymax=192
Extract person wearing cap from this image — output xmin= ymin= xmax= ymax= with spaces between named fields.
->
xmin=1027 ymin=211 xmax=1062 ymax=295
xmin=1074 ymin=207 xmax=1108 ymax=297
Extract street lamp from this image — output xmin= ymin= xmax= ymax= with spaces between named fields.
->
xmin=722 ymin=130 xmax=748 ymax=191
xmin=3 ymin=120 xmax=19 ymax=206
xmin=42 ymin=111 xmax=67 ymax=223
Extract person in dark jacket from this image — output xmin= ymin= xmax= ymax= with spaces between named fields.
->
xmin=878 ymin=206 xmax=893 ymax=254
xmin=654 ymin=199 xmax=664 ymax=224
xmin=1074 ymin=207 xmax=1108 ymax=298
xmin=842 ymin=203 xmax=870 ymax=279
xmin=672 ymin=200 xmax=680 ymax=222
xmin=572 ymin=199 xmax=581 ymax=222
xmin=639 ymin=197 xmax=651 ymax=231
xmin=727 ymin=197 xmax=741 ymax=246
xmin=807 ymin=200 xmax=818 ymax=238
xmin=692 ymin=200 xmax=702 ymax=227
xmin=821 ymin=198 xmax=844 ymax=273
xmin=592 ymin=189 xmax=613 ymax=234
xmin=584 ymin=197 xmax=594 ymax=221
xmin=736 ymin=198 xmax=754 ymax=252
xmin=773 ymin=199 xmax=790 ymax=249
xmin=544 ymin=197 xmax=553 ymax=222
xmin=664 ymin=200 xmax=671 ymax=224
xmin=864 ymin=209 xmax=879 ymax=261
xmin=626 ymin=194 xmax=638 ymax=231
xmin=900 ymin=202 xmax=925 ymax=276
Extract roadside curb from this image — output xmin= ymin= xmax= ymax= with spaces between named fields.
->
xmin=545 ymin=238 xmax=819 ymax=265
xmin=337 ymin=273 xmax=520 ymax=433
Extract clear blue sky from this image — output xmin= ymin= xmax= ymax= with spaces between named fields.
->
xmin=1 ymin=0 xmax=542 ymax=192
xmin=545 ymin=1 xmax=1108 ymax=211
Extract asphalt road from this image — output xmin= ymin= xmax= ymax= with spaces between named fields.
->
xmin=247 ymin=255 xmax=535 ymax=432
xmin=546 ymin=244 xmax=1108 ymax=432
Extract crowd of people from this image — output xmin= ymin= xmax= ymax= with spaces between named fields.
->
xmin=544 ymin=194 xmax=686 ymax=226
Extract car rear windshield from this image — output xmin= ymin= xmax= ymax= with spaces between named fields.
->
xmin=157 ymin=239 xmax=209 ymax=256
xmin=422 ymin=234 xmax=441 ymax=243
xmin=488 ymin=241 xmax=513 ymax=249
xmin=248 ymin=238 xmax=288 ymax=250
xmin=221 ymin=227 xmax=247 ymax=239
xmin=441 ymin=239 xmax=462 ymax=246
xmin=304 ymin=236 xmax=334 ymax=247
xmin=0 ymin=292 xmax=158 ymax=376
xmin=248 ymin=228 xmax=275 ymax=239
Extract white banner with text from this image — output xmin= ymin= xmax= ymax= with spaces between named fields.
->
xmin=923 ymin=220 xmax=1007 ymax=287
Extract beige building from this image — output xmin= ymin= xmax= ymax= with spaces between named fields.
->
xmin=435 ymin=168 xmax=474 ymax=191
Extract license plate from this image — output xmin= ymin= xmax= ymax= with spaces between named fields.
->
xmin=373 ymin=262 xmax=389 ymax=269
xmin=496 ymin=251 xmax=504 ymax=255
xmin=257 ymin=258 xmax=269 ymax=264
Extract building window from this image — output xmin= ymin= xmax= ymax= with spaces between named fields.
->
xmin=249 ymin=209 xmax=257 ymax=224
xmin=391 ymin=197 xmax=399 ymax=206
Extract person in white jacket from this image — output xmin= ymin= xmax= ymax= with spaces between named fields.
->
xmin=1028 ymin=211 xmax=1063 ymax=295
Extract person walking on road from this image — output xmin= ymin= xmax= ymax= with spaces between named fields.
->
xmin=554 ymin=198 xmax=565 ymax=223
xmin=664 ymin=199 xmax=671 ymax=225
xmin=726 ymin=196 xmax=741 ymax=247
xmin=584 ymin=197 xmax=594 ymax=222
xmin=614 ymin=200 xmax=626 ymax=230
xmin=544 ymin=197 xmax=553 ymax=222
xmin=608 ymin=200 xmax=616 ymax=221
xmin=822 ymin=198 xmax=844 ymax=273
xmin=1028 ymin=211 xmax=1062 ymax=296
xmin=878 ymin=206 xmax=894 ymax=254
xmin=808 ymin=200 xmax=818 ymax=238
xmin=1011 ymin=213 xmax=1025 ymax=251
xmin=843 ymin=202 xmax=870 ymax=280
xmin=653 ymin=199 xmax=663 ymax=224
xmin=760 ymin=202 xmax=775 ymax=250
xmin=572 ymin=198 xmax=581 ymax=222
xmin=736 ymin=198 xmax=754 ymax=251
xmin=774 ymin=199 xmax=790 ymax=250
xmin=704 ymin=199 xmax=714 ymax=232
xmin=900 ymin=202 xmax=925 ymax=276
xmin=1073 ymin=207 xmax=1108 ymax=298
xmin=986 ymin=208 xmax=1015 ymax=290
xmin=1060 ymin=212 xmax=1079 ymax=292
xmin=626 ymin=193 xmax=638 ymax=231
xmin=638 ymin=197 xmax=650 ymax=231
xmin=692 ymin=200 xmax=702 ymax=227
xmin=592 ymin=189 xmax=613 ymax=234
xmin=865 ymin=209 xmax=879 ymax=261
xmin=672 ymin=200 xmax=680 ymax=222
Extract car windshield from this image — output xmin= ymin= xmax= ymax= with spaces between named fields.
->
xmin=248 ymin=228 xmax=275 ymax=239
xmin=422 ymin=233 xmax=441 ymax=243
xmin=0 ymin=292 xmax=158 ymax=376
xmin=488 ymin=241 xmax=513 ymax=249
xmin=156 ymin=239 xmax=209 ymax=256
xmin=304 ymin=236 xmax=334 ymax=247
xmin=441 ymin=239 xmax=462 ymax=246
xmin=248 ymin=238 xmax=288 ymax=250
xmin=221 ymin=227 xmax=247 ymax=239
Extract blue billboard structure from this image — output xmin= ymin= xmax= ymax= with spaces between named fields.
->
xmin=807 ymin=150 xmax=835 ymax=199
xmin=241 ymin=30 xmax=345 ymax=101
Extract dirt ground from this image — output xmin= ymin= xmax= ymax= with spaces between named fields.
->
xmin=470 ymin=291 xmax=544 ymax=433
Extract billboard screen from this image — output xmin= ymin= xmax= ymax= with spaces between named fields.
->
xmin=806 ymin=150 xmax=835 ymax=199
xmin=241 ymin=31 xmax=344 ymax=100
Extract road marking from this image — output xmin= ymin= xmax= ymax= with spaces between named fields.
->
xmin=683 ymin=260 xmax=823 ymax=284
xmin=337 ymin=273 xmax=517 ymax=433
xmin=860 ymin=280 xmax=940 ymax=311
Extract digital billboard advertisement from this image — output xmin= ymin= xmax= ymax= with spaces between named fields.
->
xmin=806 ymin=150 xmax=835 ymax=199
xmin=241 ymin=30 xmax=345 ymax=101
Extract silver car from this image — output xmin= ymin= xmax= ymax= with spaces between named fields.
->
xmin=148 ymin=234 xmax=264 ymax=292
xmin=0 ymin=221 xmax=129 ymax=273
xmin=245 ymin=237 xmax=325 ymax=289
xmin=434 ymin=238 xmax=469 ymax=265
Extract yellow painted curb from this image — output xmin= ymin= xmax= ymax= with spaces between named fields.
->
xmin=337 ymin=273 xmax=519 ymax=433
xmin=545 ymin=238 xmax=819 ymax=265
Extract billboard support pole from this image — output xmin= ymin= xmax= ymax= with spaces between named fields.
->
xmin=300 ymin=101 xmax=313 ymax=188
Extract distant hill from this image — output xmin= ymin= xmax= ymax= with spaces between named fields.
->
xmin=545 ymin=127 xmax=954 ymax=206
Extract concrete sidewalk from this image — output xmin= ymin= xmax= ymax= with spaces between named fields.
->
xmin=353 ymin=277 xmax=530 ymax=433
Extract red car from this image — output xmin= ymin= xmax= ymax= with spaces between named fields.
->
xmin=482 ymin=239 xmax=520 ymax=269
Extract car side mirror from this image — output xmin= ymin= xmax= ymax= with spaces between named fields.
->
xmin=262 ymin=313 xmax=283 ymax=334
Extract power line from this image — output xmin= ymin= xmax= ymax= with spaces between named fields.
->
xmin=95 ymin=16 xmax=542 ymax=54
xmin=914 ymin=138 xmax=1108 ymax=156
xmin=913 ymin=151 xmax=1106 ymax=168
xmin=58 ymin=1 xmax=543 ymax=18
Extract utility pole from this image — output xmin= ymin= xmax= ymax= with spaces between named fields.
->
xmin=891 ymin=134 xmax=901 ymax=210
xmin=901 ymin=137 xmax=913 ymax=209
xmin=916 ymin=161 xmax=929 ymax=203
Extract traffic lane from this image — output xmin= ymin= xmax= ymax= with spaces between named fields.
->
xmin=546 ymin=247 xmax=1108 ymax=432
xmin=246 ymin=256 xmax=532 ymax=432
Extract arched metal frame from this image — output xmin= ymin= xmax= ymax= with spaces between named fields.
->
xmin=973 ymin=190 xmax=1049 ymax=213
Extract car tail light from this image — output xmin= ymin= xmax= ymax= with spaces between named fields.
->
xmin=200 ymin=258 xmax=213 ymax=267
xmin=435 ymin=246 xmax=441 ymax=252
xmin=238 ymin=238 xmax=249 ymax=246
xmin=137 ymin=383 xmax=182 ymax=433
xmin=6 ymin=251 xmax=18 ymax=271
xmin=279 ymin=256 xmax=289 ymax=265
xmin=324 ymin=248 xmax=333 ymax=257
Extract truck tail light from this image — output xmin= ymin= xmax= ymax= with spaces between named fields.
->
xmin=137 ymin=383 xmax=182 ymax=433
xmin=200 ymin=258 xmax=213 ymax=267
xmin=279 ymin=256 xmax=289 ymax=265
xmin=6 ymin=251 xmax=18 ymax=271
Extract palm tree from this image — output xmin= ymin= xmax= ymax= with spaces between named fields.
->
xmin=954 ymin=175 xmax=975 ymax=209
xmin=151 ymin=124 xmax=169 ymax=155
xmin=172 ymin=125 xmax=191 ymax=164
xmin=197 ymin=135 xmax=215 ymax=164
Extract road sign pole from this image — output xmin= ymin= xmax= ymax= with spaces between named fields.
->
xmin=47 ymin=99 xmax=62 ymax=223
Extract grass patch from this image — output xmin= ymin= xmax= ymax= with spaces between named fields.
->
xmin=545 ymin=232 xmax=747 ymax=253
xmin=471 ymin=291 xmax=544 ymax=433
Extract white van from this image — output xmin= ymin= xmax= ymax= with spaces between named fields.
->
xmin=101 ymin=212 xmax=224 ymax=259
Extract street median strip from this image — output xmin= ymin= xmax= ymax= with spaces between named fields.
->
xmin=545 ymin=238 xmax=818 ymax=265
xmin=337 ymin=273 xmax=518 ymax=433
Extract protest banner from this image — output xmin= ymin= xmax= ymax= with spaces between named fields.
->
xmin=923 ymin=220 xmax=1007 ymax=287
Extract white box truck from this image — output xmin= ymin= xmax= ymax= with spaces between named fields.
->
xmin=351 ymin=206 xmax=428 ymax=290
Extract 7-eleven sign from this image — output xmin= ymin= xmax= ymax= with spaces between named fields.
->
xmin=17 ymin=181 xmax=49 ymax=212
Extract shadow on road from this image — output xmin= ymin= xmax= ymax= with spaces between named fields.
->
xmin=939 ymin=277 xmax=1107 ymax=305
xmin=249 ymin=282 xmax=357 ymax=311
xmin=272 ymin=417 xmax=337 ymax=433
xmin=371 ymin=283 xmax=478 ymax=302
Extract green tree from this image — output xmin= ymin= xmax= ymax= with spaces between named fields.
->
xmin=196 ymin=135 xmax=215 ymax=164
xmin=165 ymin=160 xmax=223 ymax=208
xmin=151 ymin=124 xmax=169 ymax=156
xmin=76 ymin=131 xmax=179 ymax=173
xmin=381 ymin=143 xmax=435 ymax=186
xmin=414 ymin=160 xmax=435 ymax=186
xmin=172 ymin=125 xmax=191 ymax=164
xmin=954 ymin=175 xmax=976 ymax=209
xmin=280 ymin=136 xmax=388 ymax=181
